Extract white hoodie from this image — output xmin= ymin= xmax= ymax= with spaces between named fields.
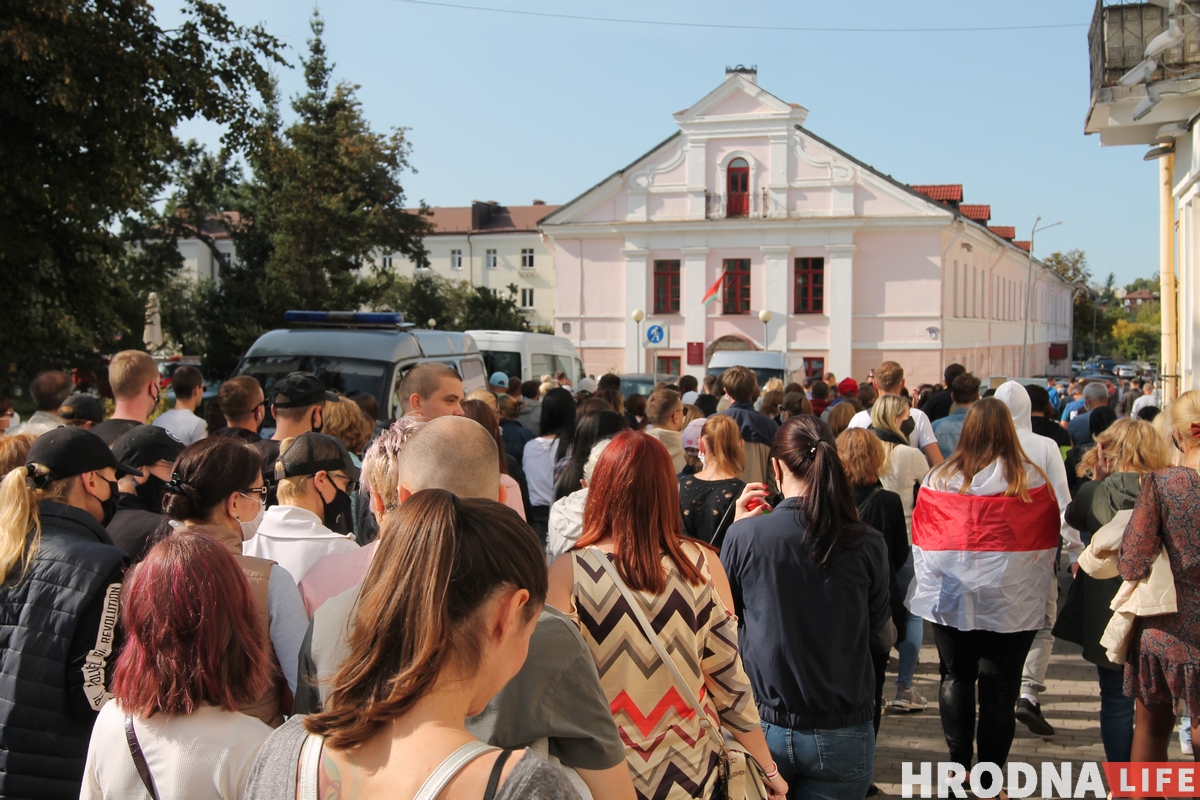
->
xmin=994 ymin=381 xmax=1083 ymax=561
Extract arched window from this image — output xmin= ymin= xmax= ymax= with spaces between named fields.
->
xmin=727 ymin=158 xmax=749 ymax=217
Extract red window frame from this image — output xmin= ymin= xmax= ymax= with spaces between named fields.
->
xmin=803 ymin=357 xmax=825 ymax=379
xmin=727 ymin=158 xmax=749 ymax=217
xmin=653 ymin=259 xmax=680 ymax=314
xmin=656 ymin=356 xmax=681 ymax=378
xmin=722 ymin=258 xmax=751 ymax=315
xmin=794 ymin=257 xmax=824 ymax=314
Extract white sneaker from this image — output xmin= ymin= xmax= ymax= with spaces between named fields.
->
xmin=1183 ymin=739 xmax=1194 ymax=756
xmin=892 ymin=685 xmax=927 ymax=712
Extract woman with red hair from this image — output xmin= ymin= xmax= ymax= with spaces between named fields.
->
xmin=547 ymin=431 xmax=786 ymax=799
xmin=80 ymin=529 xmax=273 ymax=799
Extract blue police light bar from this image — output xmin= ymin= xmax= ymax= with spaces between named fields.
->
xmin=284 ymin=310 xmax=407 ymax=326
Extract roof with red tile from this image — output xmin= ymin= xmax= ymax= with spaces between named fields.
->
xmin=910 ymin=184 xmax=963 ymax=202
xmin=1125 ymin=290 xmax=1158 ymax=300
xmin=959 ymin=204 xmax=991 ymax=223
xmin=989 ymin=226 xmax=1016 ymax=240
xmin=421 ymin=203 xmax=560 ymax=235
xmin=1013 ymin=240 xmax=1031 ymax=252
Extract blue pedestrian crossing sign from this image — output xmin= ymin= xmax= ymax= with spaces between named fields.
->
xmin=646 ymin=324 xmax=665 ymax=344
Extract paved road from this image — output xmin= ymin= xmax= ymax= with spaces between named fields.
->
xmin=872 ymin=573 xmax=1191 ymax=795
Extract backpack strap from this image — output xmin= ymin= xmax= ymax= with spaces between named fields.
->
xmin=414 ymin=741 xmax=501 ymax=800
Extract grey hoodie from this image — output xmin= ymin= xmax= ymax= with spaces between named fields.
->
xmin=994 ymin=381 xmax=1083 ymax=559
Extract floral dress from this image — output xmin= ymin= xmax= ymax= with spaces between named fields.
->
xmin=1119 ymin=467 xmax=1200 ymax=718
xmin=567 ymin=541 xmax=760 ymax=800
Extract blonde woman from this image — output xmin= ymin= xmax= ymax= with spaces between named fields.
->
xmin=870 ymin=393 xmax=931 ymax=713
xmin=0 ymin=428 xmax=136 ymax=798
xmin=1060 ymin=418 xmax=1169 ymax=763
xmin=321 ymin=395 xmax=374 ymax=461
xmin=678 ymin=415 xmax=747 ymax=549
xmin=1118 ymin=391 xmax=1200 ymax=762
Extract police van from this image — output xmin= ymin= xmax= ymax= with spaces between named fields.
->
xmin=235 ymin=311 xmax=487 ymax=424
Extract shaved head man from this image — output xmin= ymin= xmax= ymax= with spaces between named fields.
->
xmin=396 ymin=415 xmax=501 ymax=503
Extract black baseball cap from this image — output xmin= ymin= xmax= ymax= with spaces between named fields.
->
xmin=271 ymin=372 xmax=339 ymax=409
xmin=274 ymin=432 xmax=361 ymax=482
xmin=26 ymin=427 xmax=140 ymax=480
xmin=57 ymin=393 xmax=104 ymax=424
xmin=111 ymin=425 xmax=186 ymax=469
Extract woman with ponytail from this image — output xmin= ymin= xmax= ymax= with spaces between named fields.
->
xmin=0 ymin=427 xmax=138 ymax=800
xmin=908 ymin=398 xmax=1058 ymax=788
xmin=721 ymin=415 xmax=892 ymax=800
xmin=247 ymin=490 xmax=579 ymax=799
xmin=163 ymin=437 xmax=307 ymax=728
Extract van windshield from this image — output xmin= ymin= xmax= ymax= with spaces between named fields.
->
xmin=237 ymin=356 xmax=389 ymax=411
xmin=706 ymin=366 xmax=785 ymax=388
xmin=479 ymin=350 xmax=521 ymax=381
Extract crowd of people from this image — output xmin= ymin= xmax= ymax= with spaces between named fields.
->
xmin=0 ymin=350 xmax=1197 ymax=800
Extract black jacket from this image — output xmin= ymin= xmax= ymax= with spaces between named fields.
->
xmin=854 ymin=484 xmax=910 ymax=643
xmin=106 ymin=493 xmax=166 ymax=562
xmin=0 ymin=502 xmax=127 ymax=799
xmin=721 ymin=497 xmax=890 ymax=730
xmin=924 ymin=389 xmax=954 ymax=422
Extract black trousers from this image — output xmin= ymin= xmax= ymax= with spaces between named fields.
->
xmin=872 ymin=649 xmax=889 ymax=737
xmin=932 ymin=623 xmax=1037 ymax=773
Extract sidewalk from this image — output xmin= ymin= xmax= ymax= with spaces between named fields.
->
xmin=872 ymin=616 xmax=1191 ymax=795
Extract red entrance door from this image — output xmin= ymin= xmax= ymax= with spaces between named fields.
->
xmin=727 ymin=158 xmax=749 ymax=217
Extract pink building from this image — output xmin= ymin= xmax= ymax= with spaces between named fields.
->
xmin=541 ymin=68 xmax=1074 ymax=384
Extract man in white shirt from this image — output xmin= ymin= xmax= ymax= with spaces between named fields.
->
xmin=847 ymin=361 xmax=944 ymax=466
xmin=152 ymin=365 xmax=208 ymax=444
xmin=644 ymin=389 xmax=687 ymax=473
xmin=243 ymin=432 xmax=360 ymax=584
xmin=1131 ymin=380 xmax=1159 ymax=418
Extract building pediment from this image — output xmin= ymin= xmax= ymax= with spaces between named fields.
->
xmin=673 ymin=72 xmax=806 ymax=125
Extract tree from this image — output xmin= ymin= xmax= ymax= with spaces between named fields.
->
xmin=1111 ymin=318 xmax=1159 ymax=361
xmin=372 ymin=274 xmax=531 ymax=332
xmin=0 ymin=0 xmax=283 ymax=387
xmin=1125 ymin=275 xmax=1160 ymax=294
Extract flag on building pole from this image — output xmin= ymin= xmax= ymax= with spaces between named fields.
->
xmin=701 ymin=269 xmax=725 ymax=307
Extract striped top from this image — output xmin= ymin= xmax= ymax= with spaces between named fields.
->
xmin=567 ymin=542 xmax=759 ymax=800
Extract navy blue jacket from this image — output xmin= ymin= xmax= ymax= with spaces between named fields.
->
xmin=720 ymin=496 xmax=890 ymax=730
xmin=719 ymin=401 xmax=779 ymax=447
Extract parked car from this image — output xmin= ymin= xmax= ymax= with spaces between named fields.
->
xmin=467 ymin=330 xmax=583 ymax=384
xmin=1084 ymin=357 xmax=1116 ymax=375
xmin=235 ymin=311 xmax=487 ymax=425
xmin=706 ymin=350 xmax=790 ymax=388
xmin=1116 ymin=364 xmax=1138 ymax=378
xmin=619 ymin=373 xmax=658 ymax=398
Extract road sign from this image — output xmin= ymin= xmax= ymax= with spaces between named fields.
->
xmin=643 ymin=323 xmax=672 ymax=347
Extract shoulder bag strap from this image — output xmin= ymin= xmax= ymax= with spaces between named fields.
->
xmin=482 ymin=749 xmax=514 ymax=800
xmin=298 ymin=733 xmax=324 ymax=800
xmin=124 ymin=714 xmax=160 ymax=800
xmin=582 ymin=548 xmax=727 ymax=755
xmin=856 ymin=487 xmax=881 ymax=517
xmin=414 ymin=741 xmax=501 ymax=800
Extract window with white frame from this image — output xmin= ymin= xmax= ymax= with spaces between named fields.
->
xmin=486 ymin=249 xmax=498 ymax=269
xmin=520 ymin=288 xmax=534 ymax=308
xmin=521 ymin=248 xmax=534 ymax=268
xmin=450 ymin=249 xmax=462 ymax=270
xmin=382 ymin=252 xmax=393 ymax=269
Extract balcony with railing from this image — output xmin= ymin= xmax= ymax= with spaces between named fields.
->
xmin=705 ymin=188 xmax=771 ymax=220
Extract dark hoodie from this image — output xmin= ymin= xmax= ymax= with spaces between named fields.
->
xmin=1057 ymin=472 xmax=1143 ymax=669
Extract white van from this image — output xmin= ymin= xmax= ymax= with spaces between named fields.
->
xmin=706 ymin=351 xmax=791 ymax=388
xmin=467 ymin=331 xmax=583 ymax=384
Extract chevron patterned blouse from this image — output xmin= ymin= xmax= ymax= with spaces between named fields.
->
xmin=566 ymin=542 xmax=760 ymax=800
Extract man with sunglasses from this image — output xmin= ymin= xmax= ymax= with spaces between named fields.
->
xmin=242 ymin=432 xmax=361 ymax=584
xmin=211 ymin=376 xmax=267 ymax=443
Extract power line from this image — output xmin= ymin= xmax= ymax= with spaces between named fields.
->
xmin=391 ymin=0 xmax=1085 ymax=33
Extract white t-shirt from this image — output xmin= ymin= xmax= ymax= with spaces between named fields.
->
xmin=1131 ymin=393 xmax=1159 ymax=417
xmin=82 ymin=701 xmax=270 ymax=800
xmin=153 ymin=408 xmax=208 ymax=445
xmin=523 ymin=436 xmax=559 ymax=507
xmin=848 ymin=405 xmax=938 ymax=451
xmin=878 ymin=443 xmax=930 ymax=535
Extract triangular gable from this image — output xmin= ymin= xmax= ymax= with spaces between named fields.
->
xmin=673 ymin=74 xmax=802 ymax=123
xmin=539 ymin=133 xmax=680 ymax=226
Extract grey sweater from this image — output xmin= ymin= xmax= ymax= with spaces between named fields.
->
xmin=245 ymin=716 xmax=582 ymax=799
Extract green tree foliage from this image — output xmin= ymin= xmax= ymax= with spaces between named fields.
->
xmin=372 ymin=274 xmax=531 ymax=332
xmin=193 ymin=12 xmax=431 ymax=375
xmin=1042 ymin=250 xmax=1121 ymax=358
xmin=1125 ymin=275 xmax=1160 ymax=294
xmin=0 ymin=0 xmax=283 ymax=387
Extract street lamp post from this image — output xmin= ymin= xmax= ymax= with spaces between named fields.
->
xmin=758 ymin=308 xmax=773 ymax=352
xmin=1021 ymin=216 xmax=1063 ymax=377
xmin=631 ymin=309 xmax=645 ymax=373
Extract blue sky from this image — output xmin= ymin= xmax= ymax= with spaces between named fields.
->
xmin=169 ymin=0 xmax=1155 ymax=287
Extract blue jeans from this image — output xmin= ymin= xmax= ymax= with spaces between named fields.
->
xmin=761 ymin=720 xmax=875 ymax=800
xmin=1096 ymin=666 xmax=1133 ymax=762
xmin=895 ymin=555 xmax=923 ymax=689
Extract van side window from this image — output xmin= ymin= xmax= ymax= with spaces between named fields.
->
xmin=458 ymin=357 xmax=486 ymax=391
xmin=531 ymin=353 xmax=554 ymax=381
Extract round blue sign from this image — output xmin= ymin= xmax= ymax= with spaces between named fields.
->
xmin=646 ymin=324 xmax=665 ymax=344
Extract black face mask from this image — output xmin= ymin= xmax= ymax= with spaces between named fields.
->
xmin=135 ymin=473 xmax=168 ymax=512
xmin=321 ymin=484 xmax=354 ymax=535
xmin=100 ymin=479 xmax=120 ymax=527
xmin=900 ymin=418 xmax=916 ymax=438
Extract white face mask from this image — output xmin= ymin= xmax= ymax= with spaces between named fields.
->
xmin=698 ymin=451 xmax=707 ymax=468
xmin=238 ymin=494 xmax=265 ymax=541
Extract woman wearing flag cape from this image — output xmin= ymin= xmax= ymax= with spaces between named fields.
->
xmin=908 ymin=398 xmax=1060 ymax=789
